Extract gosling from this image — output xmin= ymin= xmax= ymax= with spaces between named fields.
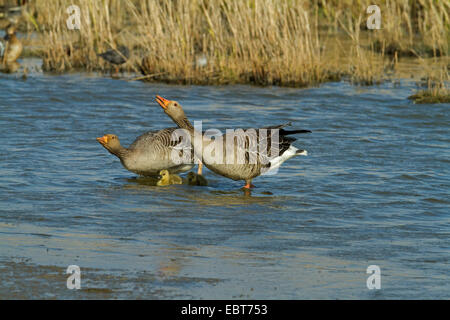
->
xmin=186 ymin=172 xmax=208 ymax=186
xmin=157 ymin=170 xmax=182 ymax=186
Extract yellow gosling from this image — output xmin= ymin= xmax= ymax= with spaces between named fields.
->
xmin=157 ymin=170 xmax=182 ymax=186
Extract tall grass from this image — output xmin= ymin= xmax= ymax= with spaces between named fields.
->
xmin=320 ymin=0 xmax=449 ymax=57
xmin=26 ymin=0 xmax=449 ymax=89
xmin=135 ymin=0 xmax=333 ymax=86
xmin=34 ymin=0 xmax=137 ymax=72
xmin=408 ymin=59 xmax=449 ymax=103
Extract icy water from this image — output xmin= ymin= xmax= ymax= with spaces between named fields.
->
xmin=0 ymin=67 xmax=448 ymax=299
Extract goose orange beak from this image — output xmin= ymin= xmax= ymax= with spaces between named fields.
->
xmin=96 ymin=136 xmax=108 ymax=145
xmin=156 ymin=95 xmax=170 ymax=109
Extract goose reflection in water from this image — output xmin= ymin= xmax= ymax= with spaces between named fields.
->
xmin=115 ymin=176 xmax=283 ymax=207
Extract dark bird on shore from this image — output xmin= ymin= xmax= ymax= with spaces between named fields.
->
xmin=97 ymin=45 xmax=130 ymax=76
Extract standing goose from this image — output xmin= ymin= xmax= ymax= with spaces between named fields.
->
xmin=155 ymin=95 xmax=310 ymax=189
xmin=96 ymin=128 xmax=202 ymax=177
xmin=97 ymin=45 xmax=129 ymax=76
xmin=1 ymin=24 xmax=22 ymax=65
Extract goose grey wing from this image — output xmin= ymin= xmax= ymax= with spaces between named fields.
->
xmin=129 ymin=127 xmax=194 ymax=163
xmin=224 ymin=123 xmax=311 ymax=165
xmin=128 ymin=128 xmax=180 ymax=149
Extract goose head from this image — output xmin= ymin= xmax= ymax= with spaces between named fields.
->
xmin=155 ymin=95 xmax=189 ymax=127
xmin=96 ymin=134 xmax=122 ymax=154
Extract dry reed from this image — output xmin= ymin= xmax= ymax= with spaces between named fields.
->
xmin=15 ymin=0 xmax=449 ymax=92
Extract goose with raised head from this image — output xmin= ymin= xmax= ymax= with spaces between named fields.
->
xmin=96 ymin=128 xmax=199 ymax=177
xmin=155 ymin=95 xmax=310 ymax=189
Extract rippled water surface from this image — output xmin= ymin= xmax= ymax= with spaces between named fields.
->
xmin=0 ymin=66 xmax=449 ymax=299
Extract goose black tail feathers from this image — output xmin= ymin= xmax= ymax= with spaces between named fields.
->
xmin=280 ymin=129 xmax=311 ymax=136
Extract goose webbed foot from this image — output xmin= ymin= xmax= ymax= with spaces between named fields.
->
xmin=243 ymin=180 xmax=255 ymax=189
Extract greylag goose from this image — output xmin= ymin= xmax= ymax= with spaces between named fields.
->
xmin=1 ymin=24 xmax=22 ymax=65
xmin=155 ymin=95 xmax=310 ymax=189
xmin=96 ymin=128 xmax=198 ymax=177
xmin=157 ymin=170 xmax=183 ymax=186
xmin=97 ymin=45 xmax=129 ymax=76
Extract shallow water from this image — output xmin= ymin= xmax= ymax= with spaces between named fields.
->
xmin=0 ymin=65 xmax=449 ymax=299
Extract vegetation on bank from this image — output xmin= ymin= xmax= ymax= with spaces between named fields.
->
xmin=408 ymin=89 xmax=450 ymax=103
xmin=408 ymin=72 xmax=450 ymax=103
xmin=6 ymin=0 xmax=450 ymax=100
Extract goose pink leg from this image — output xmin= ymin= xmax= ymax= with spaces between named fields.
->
xmin=243 ymin=180 xmax=255 ymax=189
xmin=197 ymin=162 xmax=203 ymax=175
